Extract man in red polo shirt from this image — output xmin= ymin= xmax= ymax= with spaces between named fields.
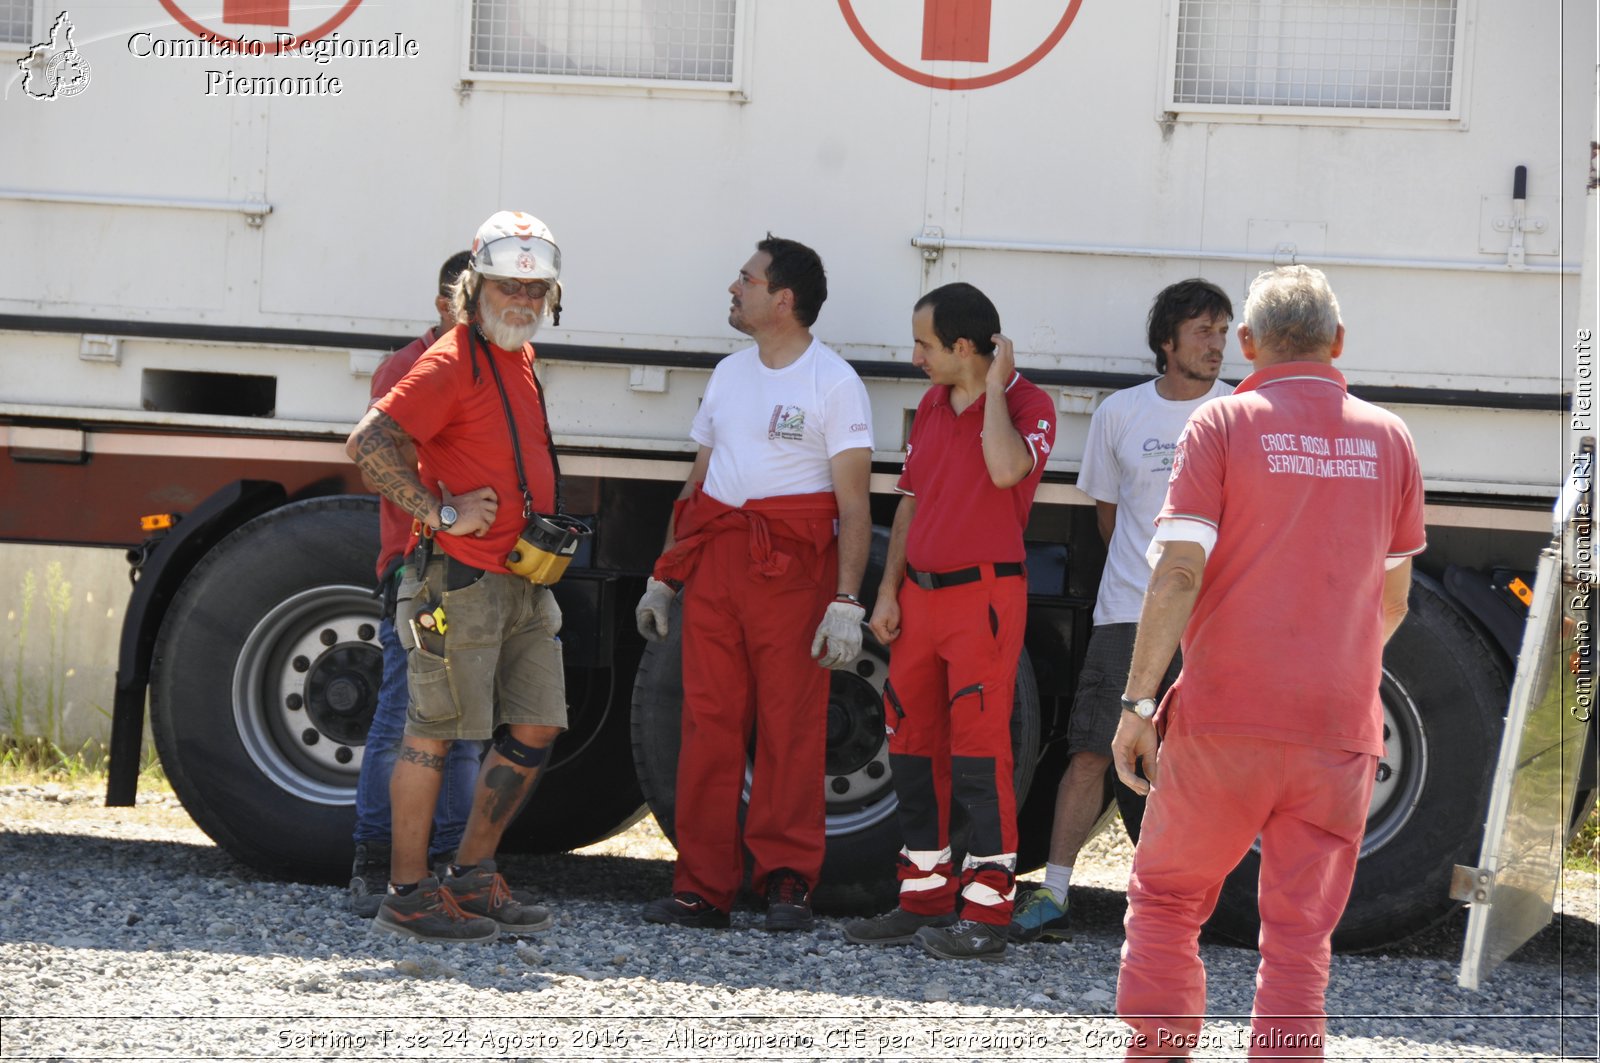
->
xmin=843 ymin=281 xmax=1055 ymax=961
xmin=1112 ymin=266 xmax=1424 ymax=1058
xmin=346 ymin=211 xmax=572 ymax=944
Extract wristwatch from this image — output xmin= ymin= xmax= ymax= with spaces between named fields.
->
xmin=437 ymin=504 xmax=459 ymax=532
xmin=1120 ymin=695 xmax=1158 ymax=720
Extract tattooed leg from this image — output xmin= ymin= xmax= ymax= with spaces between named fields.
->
xmin=457 ymin=724 xmax=563 ymax=865
xmin=389 ymin=736 xmax=453 ymax=884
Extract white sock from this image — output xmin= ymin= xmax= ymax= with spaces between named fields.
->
xmin=1042 ymin=864 xmax=1073 ymax=905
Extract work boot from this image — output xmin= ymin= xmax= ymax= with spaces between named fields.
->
xmin=642 ymin=892 xmax=731 ymax=929
xmin=763 ymin=869 xmax=815 ymax=932
xmin=441 ymin=859 xmax=552 ymax=933
xmin=915 ymin=918 xmax=1008 ymax=962
xmin=348 ymin=842 xmax=390 ymax=919
xmin=1008 ymin=886 xmax=1071 ymax=943
xmin=371 ymin=877 xmax=497 ymax=943
xmin=434 ymin=850 xmax=537 ymax=907
xmin=841 ymin=907 xmax=956 ymax=945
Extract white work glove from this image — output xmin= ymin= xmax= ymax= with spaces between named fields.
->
xmin=810 ymin=600 xmax=866 ymax=669
xmin=635 ymin=578 xmax=677 ymax=643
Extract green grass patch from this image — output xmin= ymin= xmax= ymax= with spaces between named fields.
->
xmin=1567 ymin=801 xmax=1600 ymax=873
xmin=0 ymin=732 xmax=167 ymax=789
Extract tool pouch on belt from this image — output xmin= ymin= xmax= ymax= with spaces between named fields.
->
xmin=394 ymin=554 xmax=487 ymax=726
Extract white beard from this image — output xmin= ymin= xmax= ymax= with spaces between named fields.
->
xmin=479 ymin=302 xmax=542 ymax=349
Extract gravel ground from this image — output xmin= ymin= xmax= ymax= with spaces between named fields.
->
xmin=0 ymin=783 xmax=1595 ymax=1062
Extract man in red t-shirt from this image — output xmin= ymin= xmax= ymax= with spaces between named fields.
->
xmin=346 ymin=250 xmax=483 ymax=919
xmin=843 ymin=282 xmax=1056 ymax=962
xmin=1111 ymin=266 xmax=1425 ymax=1058
xmin=346 ymin=211 xmax=572 ymax=944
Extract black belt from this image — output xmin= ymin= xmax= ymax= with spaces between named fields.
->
xmin=905 ymin=561 xmax=1024 ymax=590
xmin=407 ymin=547 xmax=487 ymax=591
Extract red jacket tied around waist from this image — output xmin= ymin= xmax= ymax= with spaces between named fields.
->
xmin=653 ymin=483 xmax=838 ymax=585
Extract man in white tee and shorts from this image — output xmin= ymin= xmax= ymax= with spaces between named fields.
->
xmin=635 ymin=235 xmax=874 ymax=932
xmin=1009 ymin=278 xmax=1235 ymax=943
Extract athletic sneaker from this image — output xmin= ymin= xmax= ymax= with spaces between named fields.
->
xmin=349 ymin=842 xmax=391 ymax=919
xmin=441 ymin=859 xmax=552 ymax=933
xmin=1008 ymin=886 xmax=1071 ymax=943
xmin=915 ymin=918 xmax=1008 ymax=962
xmin=841 ymin=907 xmax=956 ymax=945
xmin=642 ymin=892 xmax=731 ymax=929
xmin=763 ymin=869 xmax=815 ymax=932
xmin=371 ymin=877 xmax=497 ymax=943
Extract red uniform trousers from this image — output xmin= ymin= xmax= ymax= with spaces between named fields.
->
xmin=663 ymin=490 xmax=838 ymax=911
xmin=1116 ymin=730 xmax=1376 ymax=1061
xmin=885 ymin=569 xmax=1026 ymax=926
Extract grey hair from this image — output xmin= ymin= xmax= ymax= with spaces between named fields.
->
xmin=1243 ymin=265 xmax=1342 ymax=356
xmin=449 ymin=268 xmax=561 ymax=326
xmin=448 ymin=269 xmax=482 ymax=325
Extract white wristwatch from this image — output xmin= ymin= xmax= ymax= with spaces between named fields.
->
xmin=1120 ymin=695 xmax=1157 ymax=720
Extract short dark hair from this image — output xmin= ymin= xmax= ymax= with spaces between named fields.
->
xmin=757 ymin=234 xmax=827 ymax=327
xmin=1146 ymin=278 xmax=1234 ymax=373
xmin=438 ymin=250 xmax=473 ymax=298
xmin=914 ymin=282 xmax=1000 ymax=355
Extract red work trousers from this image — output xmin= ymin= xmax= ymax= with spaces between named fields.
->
xmin=672 ymin=520 xmax=837 ymax=911
xmin=1116 ymin=731 xmax=1376 ymax=1060
xmin=885 ymin=570 xmax=1026 ymax=925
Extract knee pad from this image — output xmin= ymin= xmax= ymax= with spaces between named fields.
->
xmin=492 ymin=726 xmax=550 ymax=768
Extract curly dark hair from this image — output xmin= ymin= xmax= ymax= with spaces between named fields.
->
xmin=1147 ymin=278 xmax=1233 ymax=373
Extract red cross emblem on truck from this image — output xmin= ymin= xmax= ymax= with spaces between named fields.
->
xmin=158 ymin=0 xmax=365 ymax=52
xmin=838 ymin=0 xmax=1083 ymax=90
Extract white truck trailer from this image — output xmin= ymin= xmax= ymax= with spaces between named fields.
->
xmin=0 ymin=0 xmax=1592 ymax=963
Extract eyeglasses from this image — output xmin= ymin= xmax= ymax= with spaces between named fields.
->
xmin=491 ymin=278 xmax=552 ymax=299
xmin=735 ymin=270 xmax=770 ymax=288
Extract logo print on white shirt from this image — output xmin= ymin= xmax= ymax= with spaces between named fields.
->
xmin=768 ymin=405 xmax=806 ymax=441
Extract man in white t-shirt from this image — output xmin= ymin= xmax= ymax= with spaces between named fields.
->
xmin=1009 ymin=278 xmax=1235 ymax=943
xmin=635 ymin=235 xmax=874 ymax=932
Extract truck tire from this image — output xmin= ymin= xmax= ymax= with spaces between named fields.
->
xmin=150 ymin=496 xmax=382 ymax=880
xmin=630 ymin=596 xmax=1041 ymax=914
xmin=1198 ymin=572 xmax=1509 ymax=952
xmin=150 ymin=496 xmax=644 ymax=881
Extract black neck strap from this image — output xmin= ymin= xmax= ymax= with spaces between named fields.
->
xmin=471 ymin=326 xmax=563 ymax=519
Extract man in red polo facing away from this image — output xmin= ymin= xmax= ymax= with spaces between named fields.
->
xmin=1112 ymin=265 xmax=1424 ymax=1059
xmin=843 ymin=281 xmax=1055 ymax=961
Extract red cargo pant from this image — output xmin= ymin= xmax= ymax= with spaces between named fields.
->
xmin=1116 ymin=730 xmax=1376 ymax=1060
xmin=672 ymin=517 xmax=837 ymax=911
xmin=885 ymin=568 xmax=1026 ymax=925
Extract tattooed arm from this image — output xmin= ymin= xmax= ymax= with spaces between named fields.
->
xmin=347 ymin=408 xmax=441 ymax=527
xmin=347 ymin=409 xmax=498 ymax=535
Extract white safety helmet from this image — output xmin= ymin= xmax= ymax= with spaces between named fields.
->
xmin=471 ymin=211 xmax=561 ymax=282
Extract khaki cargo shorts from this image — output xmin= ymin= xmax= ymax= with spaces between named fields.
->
xmin=395 ymin=555 xmax=568 ymax=741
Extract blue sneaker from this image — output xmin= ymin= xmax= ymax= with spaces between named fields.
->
xmin=1008 ymin=886 xmax=1070 ymax=943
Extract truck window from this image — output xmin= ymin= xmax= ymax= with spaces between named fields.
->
xmin=1 ymin=0 xmax=33 ymax=46
xmin=1167 ymin=0 xmax=1463 ymax=120
xmin=468 ymin=0 xmax=744 ymax=91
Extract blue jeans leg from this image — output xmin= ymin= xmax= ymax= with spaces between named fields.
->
xmin=352 ymin=618 xmax=483 ymax=853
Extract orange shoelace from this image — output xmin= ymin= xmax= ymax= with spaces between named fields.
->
xmin=435 ymin=885 xmax=477 ymax=922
